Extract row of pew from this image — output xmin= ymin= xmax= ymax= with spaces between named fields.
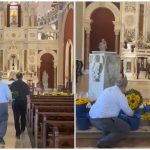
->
xmin=27 ymin=94 xmax=74 ymax=148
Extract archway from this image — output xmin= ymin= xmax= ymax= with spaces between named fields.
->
xmin=90 ymin=7 xmax=115 ymax=51
xmin=83 ymin=2 xmax=121 ymax=69
xmin=40 ymin=53 xmax=54 ymax=88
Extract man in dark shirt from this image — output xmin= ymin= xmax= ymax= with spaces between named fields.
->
xmin=10 ymin=72 xmax=30 ymax=139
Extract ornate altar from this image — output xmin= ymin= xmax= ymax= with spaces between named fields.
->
xmin=120 ymin=2 xmax=150 ymax=80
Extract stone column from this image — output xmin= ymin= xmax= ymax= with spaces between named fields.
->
xmin=4 ymin=51 xmax=7 ymax=72
xmin=57 ymin=12 xmax=63 ymax=86
xmin=37 ymin=66 xmax=40 ymax=81
xmin=4 ymin=4 xmax=7 ymax=27
xmin=85 ymin=30 xmax=90 ymax=70
xmin=84 ymin=19 xmax=92 ymax=71
xmin=115 ymin=30 xmax=120 ymax=54
xmin=0 ymin=50 xmax=3 ymax=71
xmin=113 ymin=21 xmax=121 ymax=54
xmin=31 ymin=15 xmax=35 ymax=27
xmin=54 ymin=67 xmax=57 ymax=88
xmin=1 ymin=11 xmax=3 ymax=27
xmin=0 ymin=12 xmax=2 ymax=28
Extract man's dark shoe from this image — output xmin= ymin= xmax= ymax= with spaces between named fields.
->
xmin=97 ymin=141 xmax=112 ymax=148
xmin=21 ymin=130 xmax=24 ymax=134
xmin=0 ymin=138 xmax=5 ymax=145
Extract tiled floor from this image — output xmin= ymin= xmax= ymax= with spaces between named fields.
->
xmin=0 ymin=105 xmax=32 ymax=148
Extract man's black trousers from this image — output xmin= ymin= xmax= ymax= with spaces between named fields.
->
xmin=12 ymin=100 xmax=27 ymax=136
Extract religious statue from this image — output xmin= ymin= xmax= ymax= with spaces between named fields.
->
xmin=42 ymin=70 xmax=48 ymax=89
xmin=36 ymin=81 xmax=44 ymax=92
xmin=99 ymin=39 xmax=107 ymax=51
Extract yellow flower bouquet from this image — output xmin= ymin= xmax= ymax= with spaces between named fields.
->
xmin=76 ymin=98 xmax=95 ymax=116
xmin=125 ymin=89 xmax=143 ymax=110
xmin=141 ymin=113 xmax=150 ymax=120
xmin=76 ymin=98 xmax=90 ymax=105
xmin=41 ymin=92 xmax=70 ymax=96
xmin=146 ymin=101 xmax=150 ymax=106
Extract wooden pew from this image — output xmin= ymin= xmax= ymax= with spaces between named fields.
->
xmin=41 ymin=120 xmax=73 ymax=148
xmin=30 ymin=99 xmax=74 ymax=102
xmin=34 ymin=112 xmax=74 ymax=148
xmin=27 ymin=95 xmax=74 ymax=123
xmin=27 ymin=101 xmax=73 ymax=126
xmin=27 ymin=95 xmax=74 ymax=148
xmin=30 ymin=95 xmax=74 ymax=100
xmin=51 ymin=127 xmax=74 ymax=148
xmin=30 ymin=97 xmax=74 ymax=102
xmin=29 ymin=105 xmax=73 ymax=135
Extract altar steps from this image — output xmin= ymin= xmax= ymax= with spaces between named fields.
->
xmin=76 ymin=120 xmax=150 ymax=148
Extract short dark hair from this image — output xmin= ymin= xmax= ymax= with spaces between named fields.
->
xmin=16 ymin=72 xmax=23 ymax=79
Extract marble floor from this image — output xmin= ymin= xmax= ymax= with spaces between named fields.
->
xmin=76 ymin=138 xmax=150 ymax=148
xmin=0 ymin=105 xmax=32 ymax=148
xmin=76 ymin=125 xmax=150 ymax=148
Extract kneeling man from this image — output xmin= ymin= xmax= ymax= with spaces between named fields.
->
xmin=89 ymin=76 xmax=134 ymax=148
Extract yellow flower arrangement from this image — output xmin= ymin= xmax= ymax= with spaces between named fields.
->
xmin=40 ymin=92 xmax=70 ymax=96
xmin=146 ymin=101 xmax=150 ymax=106
xmin=141 ymin=113 xmax=150 ymax=120
xmin=125 ymin=89 xmax=143 ymax=110
xmin=76 ymin=98 xmax=95 ymax=105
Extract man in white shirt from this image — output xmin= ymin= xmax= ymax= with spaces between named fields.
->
xmin=89 ymin=76 xmax=134 ymax=148
xmin=0 ymin=72 xmax=12 ymax=145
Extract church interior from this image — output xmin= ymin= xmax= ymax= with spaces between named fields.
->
xmin=76 ymin=2 xmax=150 ymax=148
xmin=0 ymin=1 xmax=74 ymax=148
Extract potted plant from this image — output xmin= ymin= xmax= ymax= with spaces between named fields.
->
xmin=76 ymin=98 xmax=95 ymax=130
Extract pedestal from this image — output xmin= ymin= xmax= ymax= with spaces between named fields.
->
xmin=88 ymin=51 xmax=121 ymax=100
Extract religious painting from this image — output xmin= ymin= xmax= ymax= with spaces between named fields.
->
xmin=126 ymin=61 xmax=131 ymax=72
xmin=10 ymin=5 xmax=18 ymax=26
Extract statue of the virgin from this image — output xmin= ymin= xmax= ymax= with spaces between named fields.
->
xmin=42 ymin=70 xmax=48 ymax=89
